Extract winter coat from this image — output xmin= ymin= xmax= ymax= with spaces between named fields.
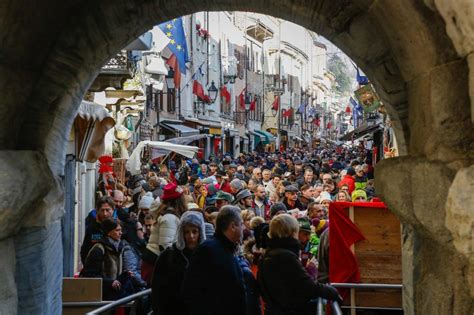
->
xmin=146 ymin=212 xmax=180 ymax=256
xmin=182 ymin=232 xmax=247 ymax=315
xmin=152 ymin=244 xmax=194 ymax=315
xmin=80 ymin=220 xmax=104 ymax=264
xmin=122 ymin=242 xmax=147 ymax=288
xmin=80 ymin=237 xmax=133 ymax=300
xmin=317 ymin=229 xmax=329 ymax=284
xmin=257 ymin=237 xmax=340 ymax=315
xmin=237 ymin=256 xmax=262 ymax=315
xmin=283 ymin=198 xmax=306 ymax=211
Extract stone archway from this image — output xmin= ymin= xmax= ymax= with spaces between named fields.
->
xmin=0 ymin=1 xmax=472 ymax=314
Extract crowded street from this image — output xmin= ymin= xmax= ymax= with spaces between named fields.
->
xmin=2 ymin=2 xmax=473 ymax=315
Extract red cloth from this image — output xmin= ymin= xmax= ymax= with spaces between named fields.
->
xmin=166 ymin=54 xmax=181 ymax=87
xmin=249 ymin=98 xmax=256 ymax=111
xmin=221 ymin=86 xmax=231 ymax=103
xmin=239 ymin=88 xmax=246 ymax=109
xmin=337 ymin=175 xmax=356 ymax=194
xmin=328 ymin=202 xmax=366 ymax=289
xmin=193 ymin=80 xmax=206 ymax=100
xmin=271 ymin=96 xmax=279 ymax=110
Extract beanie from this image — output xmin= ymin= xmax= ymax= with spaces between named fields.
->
xmin=139 ymin=192 xmax=154 ymax=209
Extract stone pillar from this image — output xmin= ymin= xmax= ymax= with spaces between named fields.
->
xmin=0 ymin=151 xmax=61 ymax=315
xmin=376 ymin=157 xmax=474 ymax=315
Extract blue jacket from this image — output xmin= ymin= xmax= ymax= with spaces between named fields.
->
xmin=182 ymin=233 xmax=247 ymax=315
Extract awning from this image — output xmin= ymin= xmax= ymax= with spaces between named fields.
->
xmin=160 ymin=122 xmax=200 ymax=137
xmin=124 ymin=31 xmax=153 ymax=51
xmin=165 ymin=134 xmax=208 ymax=145
xmin=255 ymin=130 xmax=276 ymax=143
xmin=339 ymin=123 xmax=382 ymax=141
xmin=250 ymin=130 xmax=265 ymax=144
xmin=74 ymin=101 xmax=115 ymax=163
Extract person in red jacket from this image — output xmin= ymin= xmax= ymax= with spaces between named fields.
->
xmin=337 ymin=167 xmax=356 ymax=194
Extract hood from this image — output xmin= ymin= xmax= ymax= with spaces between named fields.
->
xmin=175 ymin=211 xmax=207 ymax=250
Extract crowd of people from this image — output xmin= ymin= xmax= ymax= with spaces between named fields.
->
xmin=79 ymin=144 xmax=377 ymax=314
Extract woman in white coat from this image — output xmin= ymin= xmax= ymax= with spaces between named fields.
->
xmin=141 ymin=182 xmax=188 ymax=284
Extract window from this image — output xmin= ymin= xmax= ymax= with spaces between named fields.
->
xmin=166 ymin=89 xmax=176 ymax=113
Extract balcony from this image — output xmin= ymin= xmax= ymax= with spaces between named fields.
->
xmin=89 ymin=50 xmax=137 ymax=92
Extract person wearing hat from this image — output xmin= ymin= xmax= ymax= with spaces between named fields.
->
xmin=143 ymin=183 xmax=187 ymax=284
xmin=138 ymin=191 xmax=154 ymax=225
xmin=337 ymin=167 xmax=356 ymax=194
xmin=81 ymin=219 xmax=135 ymax=300
xmin=283 ymin=185 xmax=305 ymax=211
xmin=215 ymin=191 xmax=234 ymax=209
xmin=230 ymin=178 xmax=244 ymax=197
xmin=235 ymin=189 xmax=254 ymax=211
xmin=352 ymin=189 xmax=368 ymax=202
xmin=297 ymin=217 xmax=320 ymax=280
xmin=152 ymin=211 xmax=207 ymax=315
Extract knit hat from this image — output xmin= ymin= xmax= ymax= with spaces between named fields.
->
xmin=204 ymin=222 xmax=215 ymax=240
xmin=230 ymin=179 xmax=244 ymax=191
xmin=161 ymin=183 xmax=184 ymax=201
xmin=139 ymin=192 xmax=154 ymax=209
xmin=101 ymin=219 xmax=119 ymax=234
xmin=175 ymin=211 xmax=206 ymax=250
xmin=352 ymin=189 xmax=367 ymax=202
xmin=311 ymin=218 xmax=329 ymax=236
xmin=319 ymin=191 xmax=332 ymax=203
xmin=270 ymin=203 xmax=287 ymax=217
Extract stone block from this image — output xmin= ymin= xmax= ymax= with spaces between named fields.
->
xmin=446 ymin=165 xmax=474 ymax=297
xmin=0 ymin=151 xmax=55 ymax=240
xmin=15 ymin=221 xmax=63 ymax=315
xmin=0 ymin=238 xmax=17 ymax=315
xmin=434 ymin=0 xmax=474 ymax=57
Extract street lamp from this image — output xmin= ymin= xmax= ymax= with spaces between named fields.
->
xmin=208 ymin=81 xmax=218 ymax=103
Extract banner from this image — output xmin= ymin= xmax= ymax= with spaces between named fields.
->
xmin=354 ymin=85 xmax=381 ymax=112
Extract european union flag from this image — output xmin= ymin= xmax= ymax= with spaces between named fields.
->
xmin=159 ymin=18 xmax=189 ymax=74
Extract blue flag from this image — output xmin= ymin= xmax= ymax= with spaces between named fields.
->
xmin=356 ymin=68 xmax=369 ymax=85
xmin=159 ymin=18 xmax=189 ymax=74
xmin=297 ymin=103 xmax=306 ymax=114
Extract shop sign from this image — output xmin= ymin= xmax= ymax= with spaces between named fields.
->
xmin=354 ymin=85 xmax=381 ymax=112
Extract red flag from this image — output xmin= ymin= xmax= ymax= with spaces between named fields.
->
xmin=166 ymin=54 xmax=181 ymax=88
xmin=239 ymin=88 xmax=246 ymax=109
xmin=220 ymin=86 xmax=231 ymax=104
xmin=327 ymin=122 xmax=332 ymax=129
xmin=193 ymin=80 xmax=206 ymax=101
xmin=271 ymin=96 xmax=279 ymax=111
xmin=249 ymin=98 xmax=256 ymax=111
xmin=345 ymin=105 xmax=351 ymax=114
xmin=282 ymin=108 xmax=292 ymax=118
xmin=314 ymin=118 xmax=320 ymax=127
xmin=328 ymin=203 xmax=366 ymax=296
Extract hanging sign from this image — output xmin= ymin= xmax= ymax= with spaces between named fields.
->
xmin=354 ymin=85 xmax=381 ymax=112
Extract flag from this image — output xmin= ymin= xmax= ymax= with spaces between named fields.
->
xmin=221 ymin=86 xmax=231 ymax=104
xmin=356 ymin=67 xmax=369 ymax=85
xmin=271 ymin=96 xmax=279 ymax=111
xmin=313 ymin=118 xmax=320 ymax=127
xmin=345 ymin=105 xmax=351 ymax=114
xmin=239 ymin=88 xmax=246 ymax=110
xmin=327 ymin=122 xmax=332 ymax=129
xmin=159 ymin=18 xmax=189 ymax=74
xmin=297 ymin=103 xmax=306 ymax=114
xmin=282 ymin=108 xmax=293 ymax=118
xmin=193 ymin=80 xmax=206 ymax=101
xmin=250 ymin=98 xmax=256 ymax=111
xmin=166 ymin=54 xmax=181 ymax=87
xmin=328 ymin=203 xmax=366 ymax=297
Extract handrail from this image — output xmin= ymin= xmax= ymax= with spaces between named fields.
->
xmin=85 ymin=288 xmax=151 ymax=314
xmin=316 ymin=298 xmax=342 ymax=315
xmin=331 ymin=282 xmax=403 ymax=289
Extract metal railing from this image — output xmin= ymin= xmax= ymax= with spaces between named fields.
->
xmin=84 ymin=288 xmax=151 ymax=315
xmin=331 ymin=282 xmax=403 ymax=290
xmin=317 ymin=298 xmax=343 ymax=315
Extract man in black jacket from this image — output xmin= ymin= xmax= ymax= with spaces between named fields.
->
xmin=182 ymin=205 xmax=246 ymax=315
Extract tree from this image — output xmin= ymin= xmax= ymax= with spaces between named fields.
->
xmin=327 ymin=54 xmax=351 ymax=94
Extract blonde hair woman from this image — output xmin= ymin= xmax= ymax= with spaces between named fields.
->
xmin=257 ymin=214 xmax=342 ymax=315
